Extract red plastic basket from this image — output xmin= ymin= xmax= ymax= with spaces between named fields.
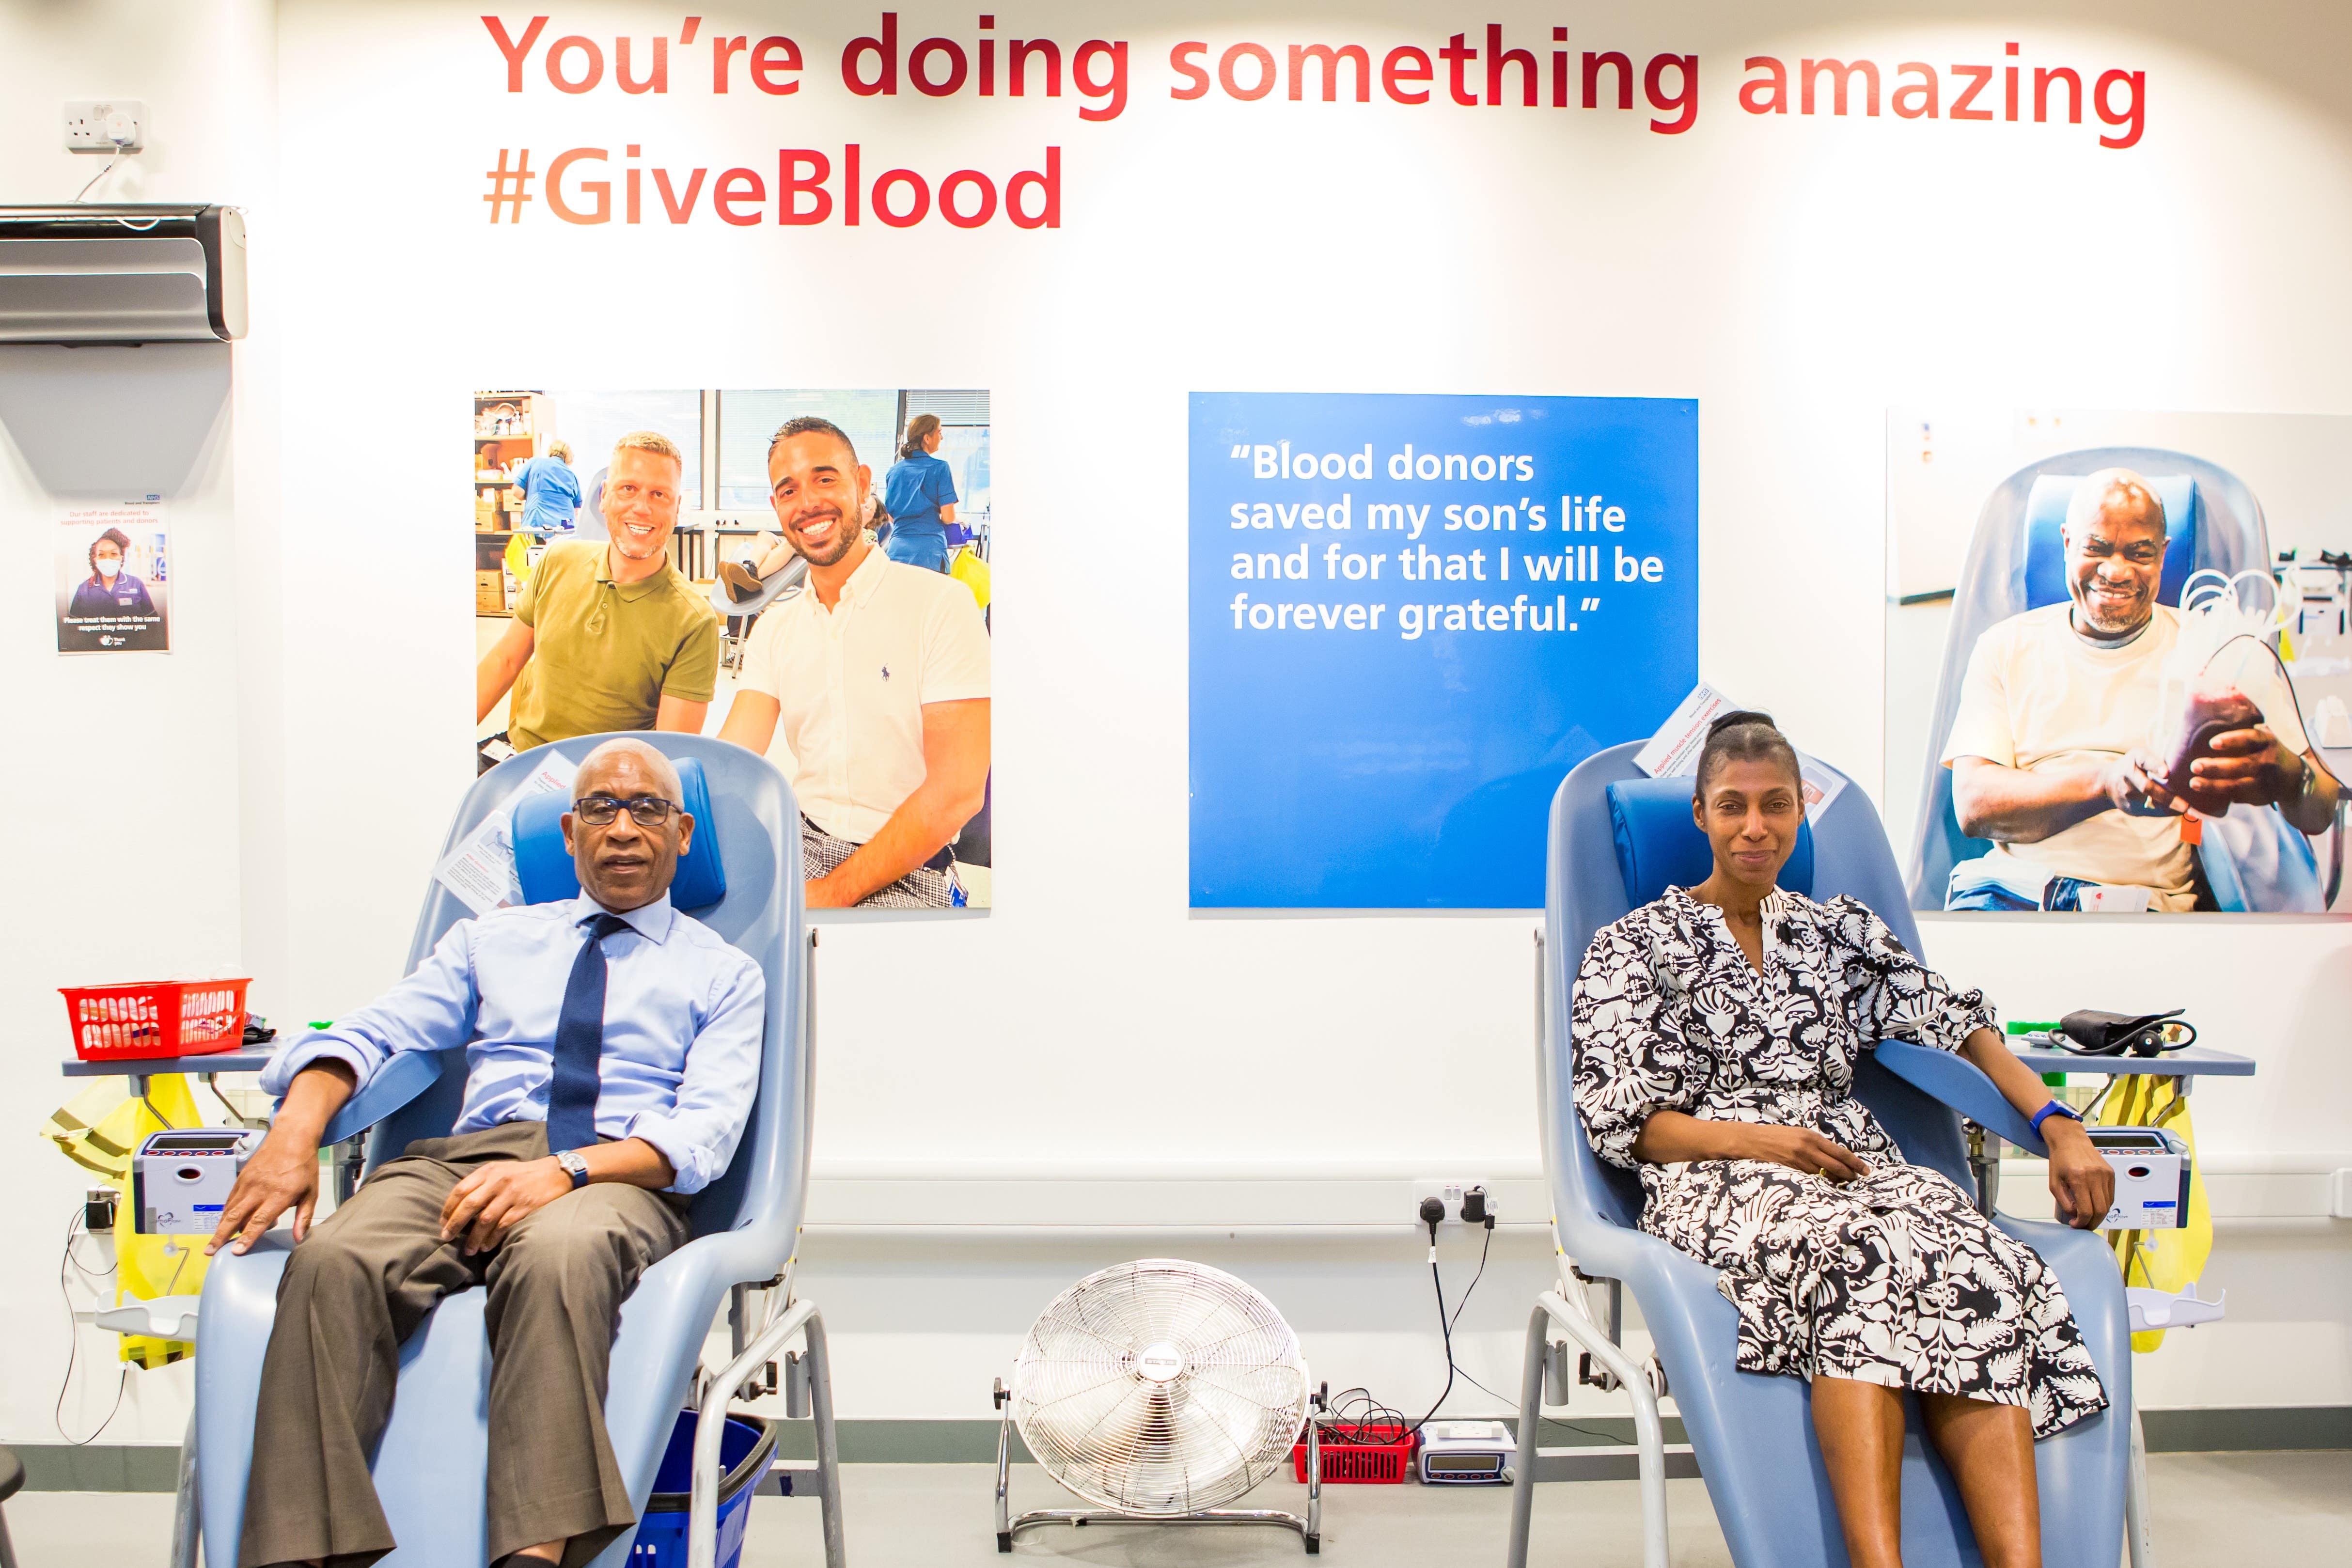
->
xmin=61 ymin=979 xmax=251 ymax=1062
xmin=1293 ymin=1424 xmax=1416 ymax=1483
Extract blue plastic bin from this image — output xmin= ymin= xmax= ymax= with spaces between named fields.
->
xmin=627 ymin=1411 xmax=777 ymax=1566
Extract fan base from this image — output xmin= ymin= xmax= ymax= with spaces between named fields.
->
xmin=997 ymin=1507 xmax=1320 ymax=1555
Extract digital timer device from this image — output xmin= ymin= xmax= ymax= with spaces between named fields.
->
xmin=131 ymin=1129 xmax=261 ymax=1235
xmin=2086 ymin=1127 xmax=2191 ymax=1231
xmin=1417 ymin=1419 xmax=1516 ymax=1484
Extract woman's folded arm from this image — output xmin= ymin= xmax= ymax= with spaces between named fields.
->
xmin=1633 ymin=1110 xmax=1873 ymax=1181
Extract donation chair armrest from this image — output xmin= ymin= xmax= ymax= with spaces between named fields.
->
xmin=1874 ymin=1039 xmax=2047 ymax=1156
xmin=314 ymin=1050 xmax=449 ymax=1146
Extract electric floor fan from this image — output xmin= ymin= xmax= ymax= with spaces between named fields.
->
xmin=992 ymin=1258 xmax=1325 ymax=1553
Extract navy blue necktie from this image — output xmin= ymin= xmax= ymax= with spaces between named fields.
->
xmin=547 ymin=913 xmax=631 ymax=1157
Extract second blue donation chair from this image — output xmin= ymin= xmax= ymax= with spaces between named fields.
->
xmin=1507 ymin=743 xmax=2144 ymax=1568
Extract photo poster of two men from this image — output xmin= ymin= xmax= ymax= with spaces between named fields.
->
xmin=56 ymin=505 xmax=169 ymax=654
xmin=468 ymin=388 xmax=993 ymax=912
xmin=1886 ymin=407 xmax=2352 ymax=915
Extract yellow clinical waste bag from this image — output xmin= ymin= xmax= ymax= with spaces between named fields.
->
xmin=41 ymin=1073 xmax=215 ymax=1367
xmin=950 ymin=545 xmax=991 ymax=610
xmin=503 ymin=531 xmax=540 ymax=587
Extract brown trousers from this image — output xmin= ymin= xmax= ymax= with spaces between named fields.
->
xmin=239 ymin=1122 xmax=690 ymax=1568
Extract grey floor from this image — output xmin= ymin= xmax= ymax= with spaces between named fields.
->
xmin=6 ymin=1452 xmax=2345 ymax=1566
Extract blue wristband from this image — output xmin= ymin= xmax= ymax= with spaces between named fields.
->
xmin=2030 ymin=1100 xmax=2079 ymax=1135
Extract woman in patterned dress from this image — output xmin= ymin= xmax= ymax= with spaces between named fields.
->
xmin=1572 ymin=712 xmax=2117 ymax=1568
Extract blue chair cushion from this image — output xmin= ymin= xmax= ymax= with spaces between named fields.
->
xmin=512 ymin=755 xmax=726 ymax=911
xmin=2022 ymin=473 xmax=2196 ymax=610
xmin=1606 ymin=775 xmax=1814 ymax=907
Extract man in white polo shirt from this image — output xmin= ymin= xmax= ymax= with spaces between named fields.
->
xmin=1943 ymin=467 xmax=2339 ymax=910
xmin=719 ymin=415 xmax=990 ymax=909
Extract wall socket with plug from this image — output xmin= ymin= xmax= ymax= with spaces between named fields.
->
xmin=64 ymin=100 xmax=145 ymax=153
xmin=1411 ymin=1178 xmax=1492 ymax=1226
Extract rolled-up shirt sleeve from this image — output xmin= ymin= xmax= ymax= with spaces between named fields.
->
xmin=1571 ymin=919 xmax=1703 ymax=1169
xmin=1825 ymin=896 xmax=1996 ymax=1053
xmin=625 ymin=952 xmax=765 ymax=1194
xmin=259 ymin=922 xmax=480 ymax=1099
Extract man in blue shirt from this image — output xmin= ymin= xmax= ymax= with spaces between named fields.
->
xmin=879 ymin=413 xmax=959 ymax=574
xmin=210 ymin=737 xmax=763 ymax=1568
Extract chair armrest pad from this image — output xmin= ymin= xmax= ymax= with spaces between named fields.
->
xmin=315 ymin=1051 xmax=447 ymax=1146
xmin=1874 ymin=1039 xmax=2048 ymax=1156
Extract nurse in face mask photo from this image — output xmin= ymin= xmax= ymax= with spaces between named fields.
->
xmin=68 ymin=527 xmax=157 ymax=618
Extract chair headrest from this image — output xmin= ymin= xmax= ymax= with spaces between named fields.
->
xmin=1605 ymin=775 xmax=1814 ymax=907
xmin=2022 ymin=473 xmax=2197 ymax=610
xmin=511 ymin=755 xmax=728 ymax=911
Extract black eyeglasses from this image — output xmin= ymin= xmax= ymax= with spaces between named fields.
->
xmin=573 ymin=795 xmax=679 ymax=827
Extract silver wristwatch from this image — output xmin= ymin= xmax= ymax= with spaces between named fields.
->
xmin=554 ymin=1148 xmax=590 ymax=1189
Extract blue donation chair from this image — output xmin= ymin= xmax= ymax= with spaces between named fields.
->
xmin=195 ymin=734 xmax=846 ymax=1568
xmin=1507 ymin=743 xmax=2145 ymax=1568
xmin=1902 ymin=447 xmax=2321 ymax=912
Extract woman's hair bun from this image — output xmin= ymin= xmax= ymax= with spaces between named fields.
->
xmin=1705 ymin=708 xmax=1778 ymax=739
xmin=1693 ymin=709 xmax=1800 ymax=797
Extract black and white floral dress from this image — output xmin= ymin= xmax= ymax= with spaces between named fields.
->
xmin=1572 ymin=886 xmax=2107 ymax=1438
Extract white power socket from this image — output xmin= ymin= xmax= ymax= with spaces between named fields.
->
xmin=64 ymin=100 xmax=145 ymax=153
xmin=1411 ymin=1177 xmax=1491 ymax=1226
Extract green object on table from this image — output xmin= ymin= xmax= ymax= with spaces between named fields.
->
xmin=2007 ymin=1020 xmax=2060 ymax=1035
xmin=308 ymin=1020 xmax=334 ymax=1031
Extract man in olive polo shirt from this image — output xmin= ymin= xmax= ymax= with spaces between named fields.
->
xmin=477 ymin=431 xmax=720 ymax=751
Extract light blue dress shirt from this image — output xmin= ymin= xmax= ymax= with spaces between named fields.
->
xmin=262 ymin=894 xmax=764 ymax=1194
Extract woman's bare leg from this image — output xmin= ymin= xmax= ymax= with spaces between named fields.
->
xmin=1918 ymin=1393 xmax=2040 ymax=1568
xmin=753 ymin=533 xmax=795 ymax=577
xmin=1812 ymin=1376 xmax=1908 ymax=1568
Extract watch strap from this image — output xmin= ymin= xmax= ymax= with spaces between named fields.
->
xmin=2030 ymin=1100 xmax=2080 ymax=1134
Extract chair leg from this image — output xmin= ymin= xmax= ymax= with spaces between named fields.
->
xmin=1505 ymin=1304 xmax=1552 ymax=1568
xmin=691 ymin=1297 xmax=846 ymax=1568
xmin=168 ymin=1404 xmax=201 ymax=1568
xmin=0 ymin=1505 xmax=16 ymax=1568
xmin=802 ymin=1309 xmax=848 ymax=1568
xmin=1506 ymin=1291 xmax=1670 ymax=1568
xmin=2126 ymin=1406 xmax=2156 ymax=1568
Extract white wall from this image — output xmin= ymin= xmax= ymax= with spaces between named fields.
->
xmin=0 ymin=0 xmax=278 ymax=1447
xmin=4 ymin=0 xmax=2348 ymax=1448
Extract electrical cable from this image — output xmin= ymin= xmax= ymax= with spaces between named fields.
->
xmin=1321 ymin=1204 xmax=1502 ymax=1446
xmin=1401 ymin=1255 xmax=1457 ymax=1436
xmin=1447 ymin=1221 xmax=1494 ymax=1338
xmin=1441 ymin=1358 xmax=1653 ymax=1446
xmin=55 ymin=1204 xmax=127 ymax=1445
xmin=1320 ymin=1385 xmax=1409 ymax=1445
xmin=74 ymin=152 xmax=125 ymax=204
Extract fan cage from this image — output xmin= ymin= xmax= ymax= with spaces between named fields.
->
xmin=1011 ymin=1258 xmax=1310 ymax=1517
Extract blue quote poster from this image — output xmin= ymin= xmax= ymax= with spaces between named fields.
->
xmin=1190 ymin=392 xmax=1698 ymax=908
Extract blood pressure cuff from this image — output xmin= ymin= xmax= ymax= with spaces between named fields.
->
xmin=2058 ymin=1007 xmax=2187 ymax=1057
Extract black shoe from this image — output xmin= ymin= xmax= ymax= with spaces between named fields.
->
xmin=721 ymin=561 xmax=766 ymax=602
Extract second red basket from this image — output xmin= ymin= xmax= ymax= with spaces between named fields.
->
xmin=1292 ymin=1423 xmax=1416 ymax=1483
